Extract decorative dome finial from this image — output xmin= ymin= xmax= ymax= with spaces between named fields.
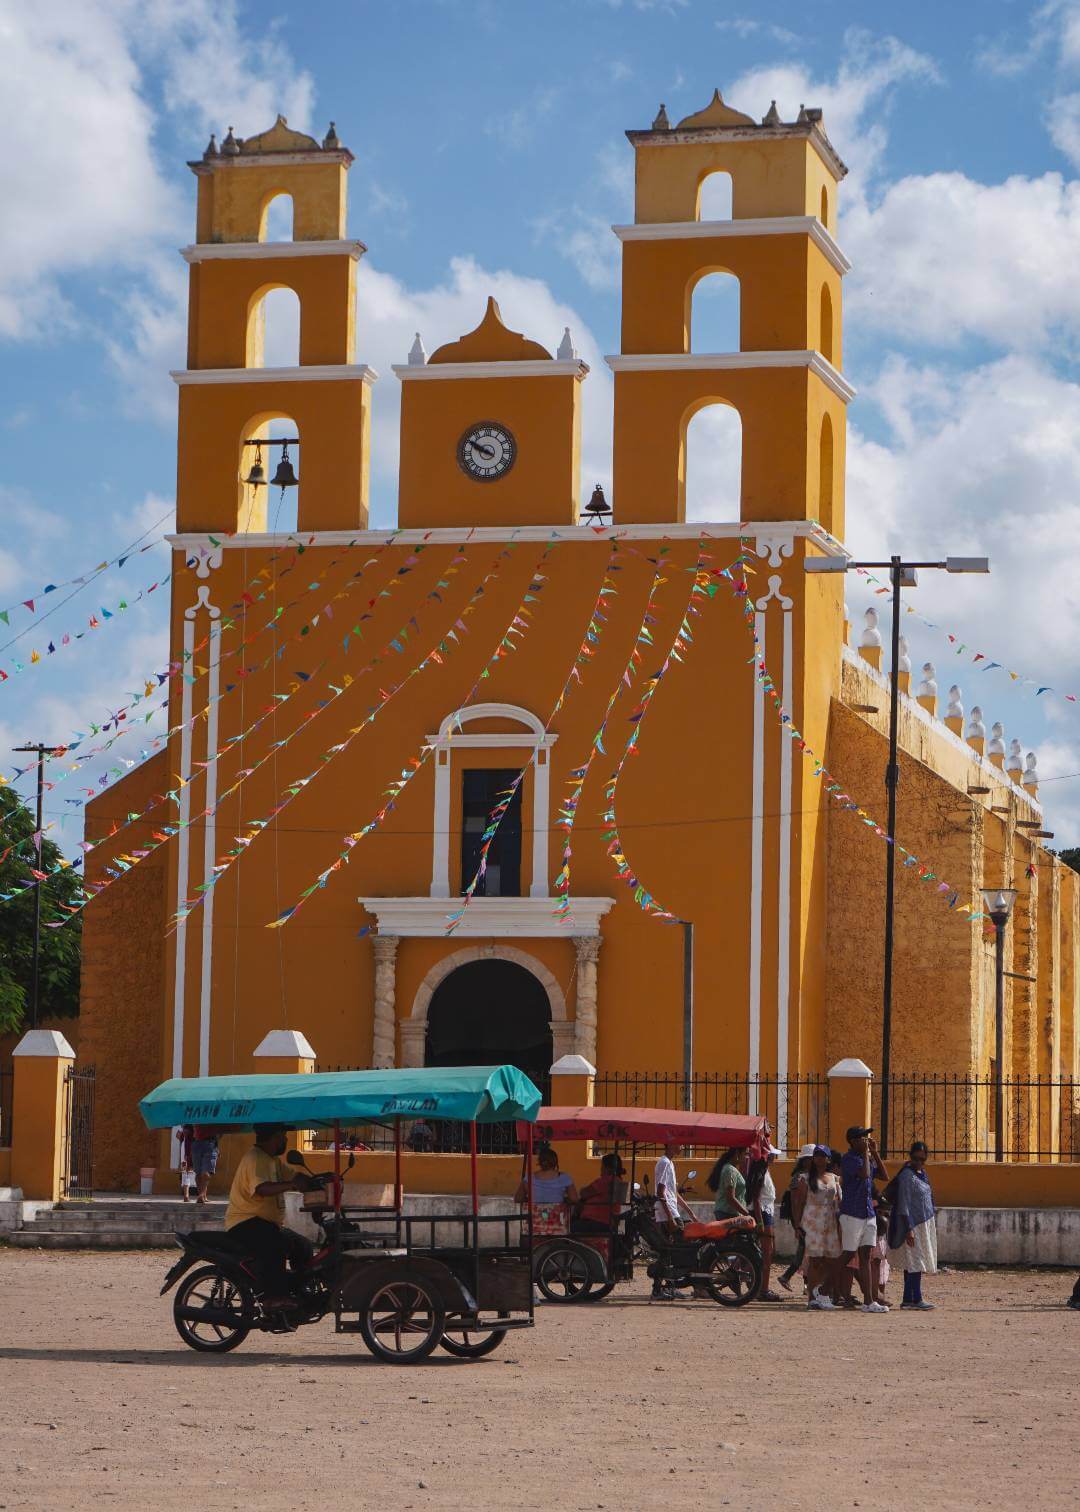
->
xmin=762 ymin=100 xmax=781 ymax=126
xmin=557 ymin=326 xmax=578 ymax=360
xmin=407 ymin=332 xmax=428 ymax=366
xmin=323 ymin=121 xmax=341 ymax=150
xmin=221 ymin=126 xmax=240 ymax=156
xmin=203 ymin=133 xmax=219 ymax=160
xmin=652 ymin=103 xmax=671 ymax=130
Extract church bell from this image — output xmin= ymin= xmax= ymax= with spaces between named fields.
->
xmin=270 ymin=442 xmax=299 ymax=491
xmin=242 ymin=444 xmax=266 ymax=488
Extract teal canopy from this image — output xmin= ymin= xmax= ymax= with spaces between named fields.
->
xmin=139 ymin=1064 xmax=542 ymax=1132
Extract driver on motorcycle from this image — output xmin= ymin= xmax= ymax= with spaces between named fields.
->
xmin=225 ymin=1124 xmax=323 ymax=1310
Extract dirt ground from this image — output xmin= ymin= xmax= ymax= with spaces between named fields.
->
xmin=0 ymin=1251 xmax=1077 ymax=1512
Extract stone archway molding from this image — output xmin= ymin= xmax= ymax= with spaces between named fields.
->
xmin=400 ymin=943 xmax=574 ymax=1068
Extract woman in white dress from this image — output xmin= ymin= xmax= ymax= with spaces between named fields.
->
xmin=887 ymin=1140 xmax=938 ymax=1310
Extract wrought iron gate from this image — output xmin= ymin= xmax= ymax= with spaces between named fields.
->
xmin=62 ymin=1064 xmax=96 ymax=1199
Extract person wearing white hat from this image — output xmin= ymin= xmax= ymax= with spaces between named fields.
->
xmin=778 ymin=1142 xmax=817 ymax=1293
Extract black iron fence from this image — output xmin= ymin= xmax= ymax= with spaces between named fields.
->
xmin=61 ymin=1063 xmax=96 ymax=1199
xmin=871 ymin=1073 xmax=1080 ymax=1162
xmin=0 ymin=1065 xmax=12 ymax=1147
xmin=309 ymin=1065 xmax=550 ymax=1155
xmin=592 ymin=1071 xmax=830 ymax=1157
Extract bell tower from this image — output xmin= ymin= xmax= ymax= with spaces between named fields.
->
xmin=174 ymin=115 xmax=375 ymax=534
xmin=609 ymin=91 xmax=852 ymax=536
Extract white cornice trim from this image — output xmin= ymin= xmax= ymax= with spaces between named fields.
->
xmin=425 ymin=733 xmax=559 ymax=750
xmin=392 ymin=359 xmax=589 ymax=383
xmin=170 ymin=363 xmax=378 ymax=386
xmin=358 ymin=895 xmax=616 ymax=938
xmin=182 ymin=239 xmax=366 ymax=263
xmin=169 ymin=520 xmax=846 ymax=551
xmin=605 ymin=349 xmax=856 ymax=403
xmin=611 ymin=216 xmax=851 ymax=276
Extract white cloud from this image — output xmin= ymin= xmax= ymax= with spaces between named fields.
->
xmin=844 ymin=353 xmax=1080 ymax=842
xmin=354 ymin=255 xmax=613 ymax=524
xmin=1048 ymin=89 xmax=1080 ymax=167
xmin=716 ymin=18 xmax=800 ymax=46
xmin=484 ymin=86 xmax=561 ymax=152
xmin=843 ymin=171 xmax=1080 ymax=353
xmin=726 ymin=29 xmax=942 ymax=189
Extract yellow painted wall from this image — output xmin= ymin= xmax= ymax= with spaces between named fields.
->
xmin=633 ymin=135 xmax=839 ymax=224
xmin=397 ymin=376 xmax=581 ymax=530
xmin=187 ymin=254 xmax=356 ymax=369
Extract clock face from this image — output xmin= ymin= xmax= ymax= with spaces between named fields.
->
xmin=457 ymin=422 xmax=517 ymax=482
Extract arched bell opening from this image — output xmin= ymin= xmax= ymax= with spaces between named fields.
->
xmin=259 ymin=191 xmax=295 ymax=242
xmin=818 ymin=412 xmax=835 ymax=534
xmin=686 ymin=268 xmax=740 ymax=355
xmin=697 ymin=169 xmax=733 ymax=221
xmin=238 ymin=411 xmax=301 ymax=534
xmin=681 ymin=398 xmax=743 ymax=522
xmin=246 ymin=283 xmax=301 ymax=369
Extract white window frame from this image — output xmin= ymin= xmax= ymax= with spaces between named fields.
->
xmin=429 ymin=703 xmax=557 ymax=900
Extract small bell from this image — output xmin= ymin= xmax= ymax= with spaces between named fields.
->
xmin=583 ymin=483 xmax=612 ymax=523
xmin=243 ymin=444 xmax=266 ymax=487
xmin=270 ymin=441 xmax=299 ymax=492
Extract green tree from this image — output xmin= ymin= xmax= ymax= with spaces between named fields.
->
xmin=1059 ymin=848 xmax=1080 ymax=876
xmin=0 ymin=785 xmax=83 ymax=1035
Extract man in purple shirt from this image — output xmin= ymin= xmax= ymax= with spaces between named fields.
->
xmin=839 ymin=1125 xmax=889 ymax=1313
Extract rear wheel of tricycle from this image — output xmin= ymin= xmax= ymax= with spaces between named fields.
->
xmin=703 ymin=1244 xmax=762 ymax=1307
xmin=440 ymin=1312 xmax=509 ymax=1358
xmin=535 ymin=1244 xmax=593 ymax=1303
xmin=358 ymin=1272 xmax=446 ymax=1364
xmin=581 ymin=1278 xmax=617 ymax=1302
xmin=173 ymin=1265 xmax=252 ymax=1352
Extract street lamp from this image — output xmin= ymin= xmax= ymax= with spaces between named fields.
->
xmin=805 ymin=551 xmax=990 ymax=1153
xmin=980 ymin=886 xmax=1017 ymax=1162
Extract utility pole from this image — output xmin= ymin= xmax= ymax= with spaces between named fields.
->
xmin=12 ymin=742 xmax=63 ymax=1031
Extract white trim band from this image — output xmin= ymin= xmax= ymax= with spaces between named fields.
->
xmin=359 ymin=896 xmax=615 ymax=938
xmin=392 ymin=359 xmax=589 ymax=383
xmin=182 ymin=239 xmax=366 ymax=263
xmin=171 ymin=364 xmax=378 ymax=387
xmin=612 ymin=216 xmax=851 ymax=276
xmin=605 ymin=349 xmax=856 ymax=404
xmin=169 ymin=520 xmax=847 ymax=551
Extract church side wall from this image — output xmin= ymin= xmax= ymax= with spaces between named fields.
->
xmin=79 ymin=749 xmax=169 ymax=1190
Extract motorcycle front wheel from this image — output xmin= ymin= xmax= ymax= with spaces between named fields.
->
xmin=702 ymin=1244 xmax=762 ymax=1308
xmin=173 ymin=1265 xmax=253 ymax=1352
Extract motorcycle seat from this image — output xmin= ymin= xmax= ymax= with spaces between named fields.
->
xmin=179 ymin=1229 xmax=250 ymax=1257
xmin=682 ymin=1216 xmax=755 ymax=1241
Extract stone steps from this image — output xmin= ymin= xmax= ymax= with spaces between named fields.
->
xmin=9 ymin=1198 xmax=227 ymax=1250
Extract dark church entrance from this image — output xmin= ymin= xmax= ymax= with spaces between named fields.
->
xmin=424 ymin=958 xmax=553 ymax=1147
xmin=425 ymin=958 xmax=552 ymax=1086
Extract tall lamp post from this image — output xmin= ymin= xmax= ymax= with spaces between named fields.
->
xmin=980 ymin=886 xmax=1017 ymax=1162
xmin=805 ymin=553 xmax=989 ymax=1153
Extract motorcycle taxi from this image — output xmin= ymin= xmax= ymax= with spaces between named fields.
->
xmin=516 ymin=1105 xmax=769 ymax=1306
xmin=140 ymin=1064 xmax=542 ymax=1364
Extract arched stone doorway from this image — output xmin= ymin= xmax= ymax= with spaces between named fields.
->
xmin=424 ymin=958 xmax=553 ymax=1089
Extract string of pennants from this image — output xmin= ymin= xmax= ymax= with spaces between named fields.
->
xmin=598 ymin=545 xmax=715 ymax=924
xmin=444 ymin=540 xmax=623 ymax=934
xmin=43 ymin=541 xmax=481 ymax=927
xmin=553 ymin=549 xmax=670 ymax=918
xmin=732 ymin=540 xmax=990 ymax=926
xmin=853 ymin=566 xmax=1075 ymax=707
xmin=0 ymin=567 xmax=172 ymax=683
xmin=0 ymin=531 xmax=412 ymax=822
xmin=0 ymin=526 xmax=170 ymax=631
xmin=267 ymin=539 xmax=559 ymax=931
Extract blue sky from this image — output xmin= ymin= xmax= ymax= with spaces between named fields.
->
xmin=2 ymin=0 xmax=1080 ymax=850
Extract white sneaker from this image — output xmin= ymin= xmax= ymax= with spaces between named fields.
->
xmin=808 ymin=1290 xmax=836 ymax=1310
xmin=861 ymin=1301 xmax=889 ymax=1313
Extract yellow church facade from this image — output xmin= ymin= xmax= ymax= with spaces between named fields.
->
xmin=76 ymin=103 xmax=1079 ymax=1189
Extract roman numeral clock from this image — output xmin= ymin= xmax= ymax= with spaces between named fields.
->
xmin=393 ymin=296 xmax=589 ymax=530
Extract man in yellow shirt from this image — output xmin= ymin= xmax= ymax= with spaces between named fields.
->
xmin=225 ymin=1124 xmax=318 ymax=1308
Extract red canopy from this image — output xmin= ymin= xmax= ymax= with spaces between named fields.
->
xmin=517 ymin=1105 xmax=770 ymax=1155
